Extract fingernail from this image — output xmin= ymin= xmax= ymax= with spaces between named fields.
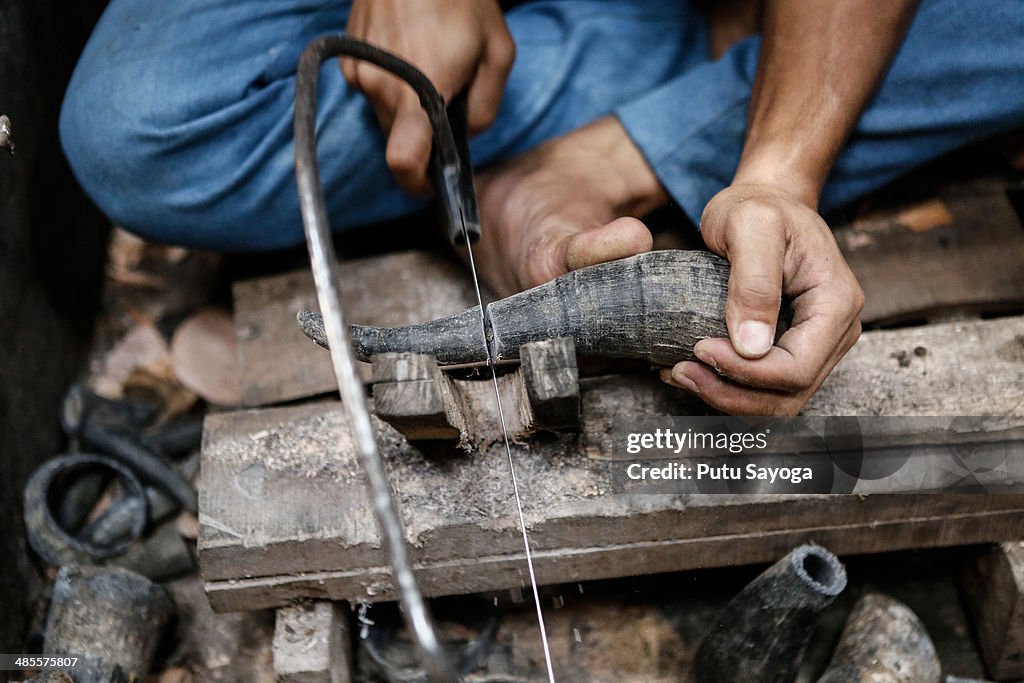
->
xmin=671 ymin=369 xmax=700 ymax=394
xmin=737 ymin=320 xmax=773 ymax=356
xmin=693 ymin=346 xmax=718 ymax=371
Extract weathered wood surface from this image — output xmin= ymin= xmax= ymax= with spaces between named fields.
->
xmin=835 ymin=187 xmax=1024 ymax=325
xmin=273 ymin=602 xmax=350 ymax=683
xmin=371 ymin=353 xmax=461 ymax=440
xmin=960 ymin=542 xmax=1024 ymax=680
xmin=202 ymin=430 xmax=1024 ymax=612
xmin=201 ymin=426 xmax=1024 ymax=610
xmin=809 ymin=315 xmax=1024 ymax=416
xmin=520 ymin=337 xmax=580 ymax=431
xmin=232 ymin=251 xmax=484 ymax=407
xmin=202 ymin=316 xmax=1024 ymax=611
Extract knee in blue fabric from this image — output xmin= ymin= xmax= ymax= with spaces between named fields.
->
xmin=61 ymin=60 xmax=314 ymax=250
xmin=56 ymin=0 xmax=416 ymax=251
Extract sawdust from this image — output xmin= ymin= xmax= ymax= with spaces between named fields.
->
xmin=216 ymin=409 xmax=363 ymax=483
xmin=492 ymin=597 xmax=693 ymax=683
xmin=387 ymin=434 xmax=610 ymax=542
xmin=206 ymin=402 xmax=614 ymax=545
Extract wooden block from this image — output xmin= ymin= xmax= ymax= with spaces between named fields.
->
xmin=369 ymin=339 xmax=581 ymax=443
xmin=371 ymin=353 xmax=461 ymax=440
xmin=369 ymin=354 xmax=523 ymax=444
xmin=232 ymin=250 xmax=484 ymax=407
xmin=273 ymin=602 xmax=350 ymax=683
xmin=520 ymin=337 xmax=580 ymax=431
xmin=960 ymin=543 xmax=1024 ymax=680
xmin=836 ymin=188 xmax=1024 ymax=325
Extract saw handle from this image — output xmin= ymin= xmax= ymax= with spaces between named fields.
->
xmin=428 ymin=92 xmax=481 ymax=245
xmin=308 ymin=36 xmax=480 ymax=245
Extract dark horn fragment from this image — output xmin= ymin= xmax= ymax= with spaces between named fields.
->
xmin=298 ymin=306 xmax=488 ymax=364
xmin=695 ymin=544 xmax=847 ymax=683
xmin=43 ymin=565 xmax=174 ymax=682
xmin=817 ymin=593 xmax=941 ymax=683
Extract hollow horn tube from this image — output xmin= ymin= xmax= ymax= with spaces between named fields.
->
xmin=695 ymin=544 xmax=848 ymax=683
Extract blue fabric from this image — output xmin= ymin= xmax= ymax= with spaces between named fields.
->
xmin=617 ymin=0 xmax=1024 ymax=224
xmin=60 ymin=0 xmax=1024 ymax=250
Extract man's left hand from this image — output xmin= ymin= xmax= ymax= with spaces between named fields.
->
xmin=662 ymin=183 xmax=864 ymax=415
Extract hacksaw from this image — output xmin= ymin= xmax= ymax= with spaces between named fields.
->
xmin=293 ymin=35 xmax=556 ymax=682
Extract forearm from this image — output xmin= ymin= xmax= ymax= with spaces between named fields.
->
xmin=734 ymin=0 xmax=918 ymax=208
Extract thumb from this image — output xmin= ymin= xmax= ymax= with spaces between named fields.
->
xmin=385 ymin=91 xmax=434 ymax=196
xmin=717 ymin=211 xmax=786 ymax=359
xmin=565 ymin=217 xmax=653 ymax=272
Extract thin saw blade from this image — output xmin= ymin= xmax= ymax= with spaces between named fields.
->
xmin=448 ymin=165 xmax=557 ymax=683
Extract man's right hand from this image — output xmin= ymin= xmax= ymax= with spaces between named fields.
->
xmin=342 ymin=0 xmax=515 ymax=195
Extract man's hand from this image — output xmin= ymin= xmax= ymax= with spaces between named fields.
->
xmin=473 ymin=116 xmax=665 ymax=297
xmin=342 ymin=0 xmax=514 ymax=195
xmin=657 ymin=0 xmax=916 ymax=415
xmin=662 ymin=184 xmax=863 ymax=415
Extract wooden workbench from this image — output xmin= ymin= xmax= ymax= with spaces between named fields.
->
xmin=200 ymin=178 xmax=1024 ymax=613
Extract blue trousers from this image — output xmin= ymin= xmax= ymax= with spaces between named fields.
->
xmin=60 ymin=0 xmax=1024 ymax=251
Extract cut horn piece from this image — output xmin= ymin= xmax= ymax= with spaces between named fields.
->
xmin=43 ymin=565 xmax=174 ymax=682
xmin=695 ymin=544 xmax=847 ymax=683
xmin=297 ymin=250 xmax=732 ymax=366
xmin=817 ymin=593 xmax=941 ymax=683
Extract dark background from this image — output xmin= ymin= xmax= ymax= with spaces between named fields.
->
xmin=0 ymin=0 xmax=110 ymax=652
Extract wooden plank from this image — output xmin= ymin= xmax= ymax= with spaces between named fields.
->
xmin=201 ymin=316 xmax=1024 ymax=612
xmin=960 ymin=542 xmax=1024 ymax=680
xmin=204 ymin=496 xmax=1024 ymax=613
xmin=836 ymin=188 xmax=1024 ymax=325
xmin=200 ymin=400 xmax=1024 ymax=588
xmin=232 ymin=250 xmax=484 ymax=407
xmin=808 ymin=315 xmax=1024 ymax=416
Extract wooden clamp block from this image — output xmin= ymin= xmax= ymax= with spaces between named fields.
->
xmin=371 ymin=336 xmax=580 ymax=444
xmin=273 ymin=601 xmax=351 ymax=683
xmin=520 ymin=337 xmax=580 ymax=430
xmin=960 ymin=542 xmax=1024 ymax=680
xmin=372 ymin=353 xmax=462 ymax=440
